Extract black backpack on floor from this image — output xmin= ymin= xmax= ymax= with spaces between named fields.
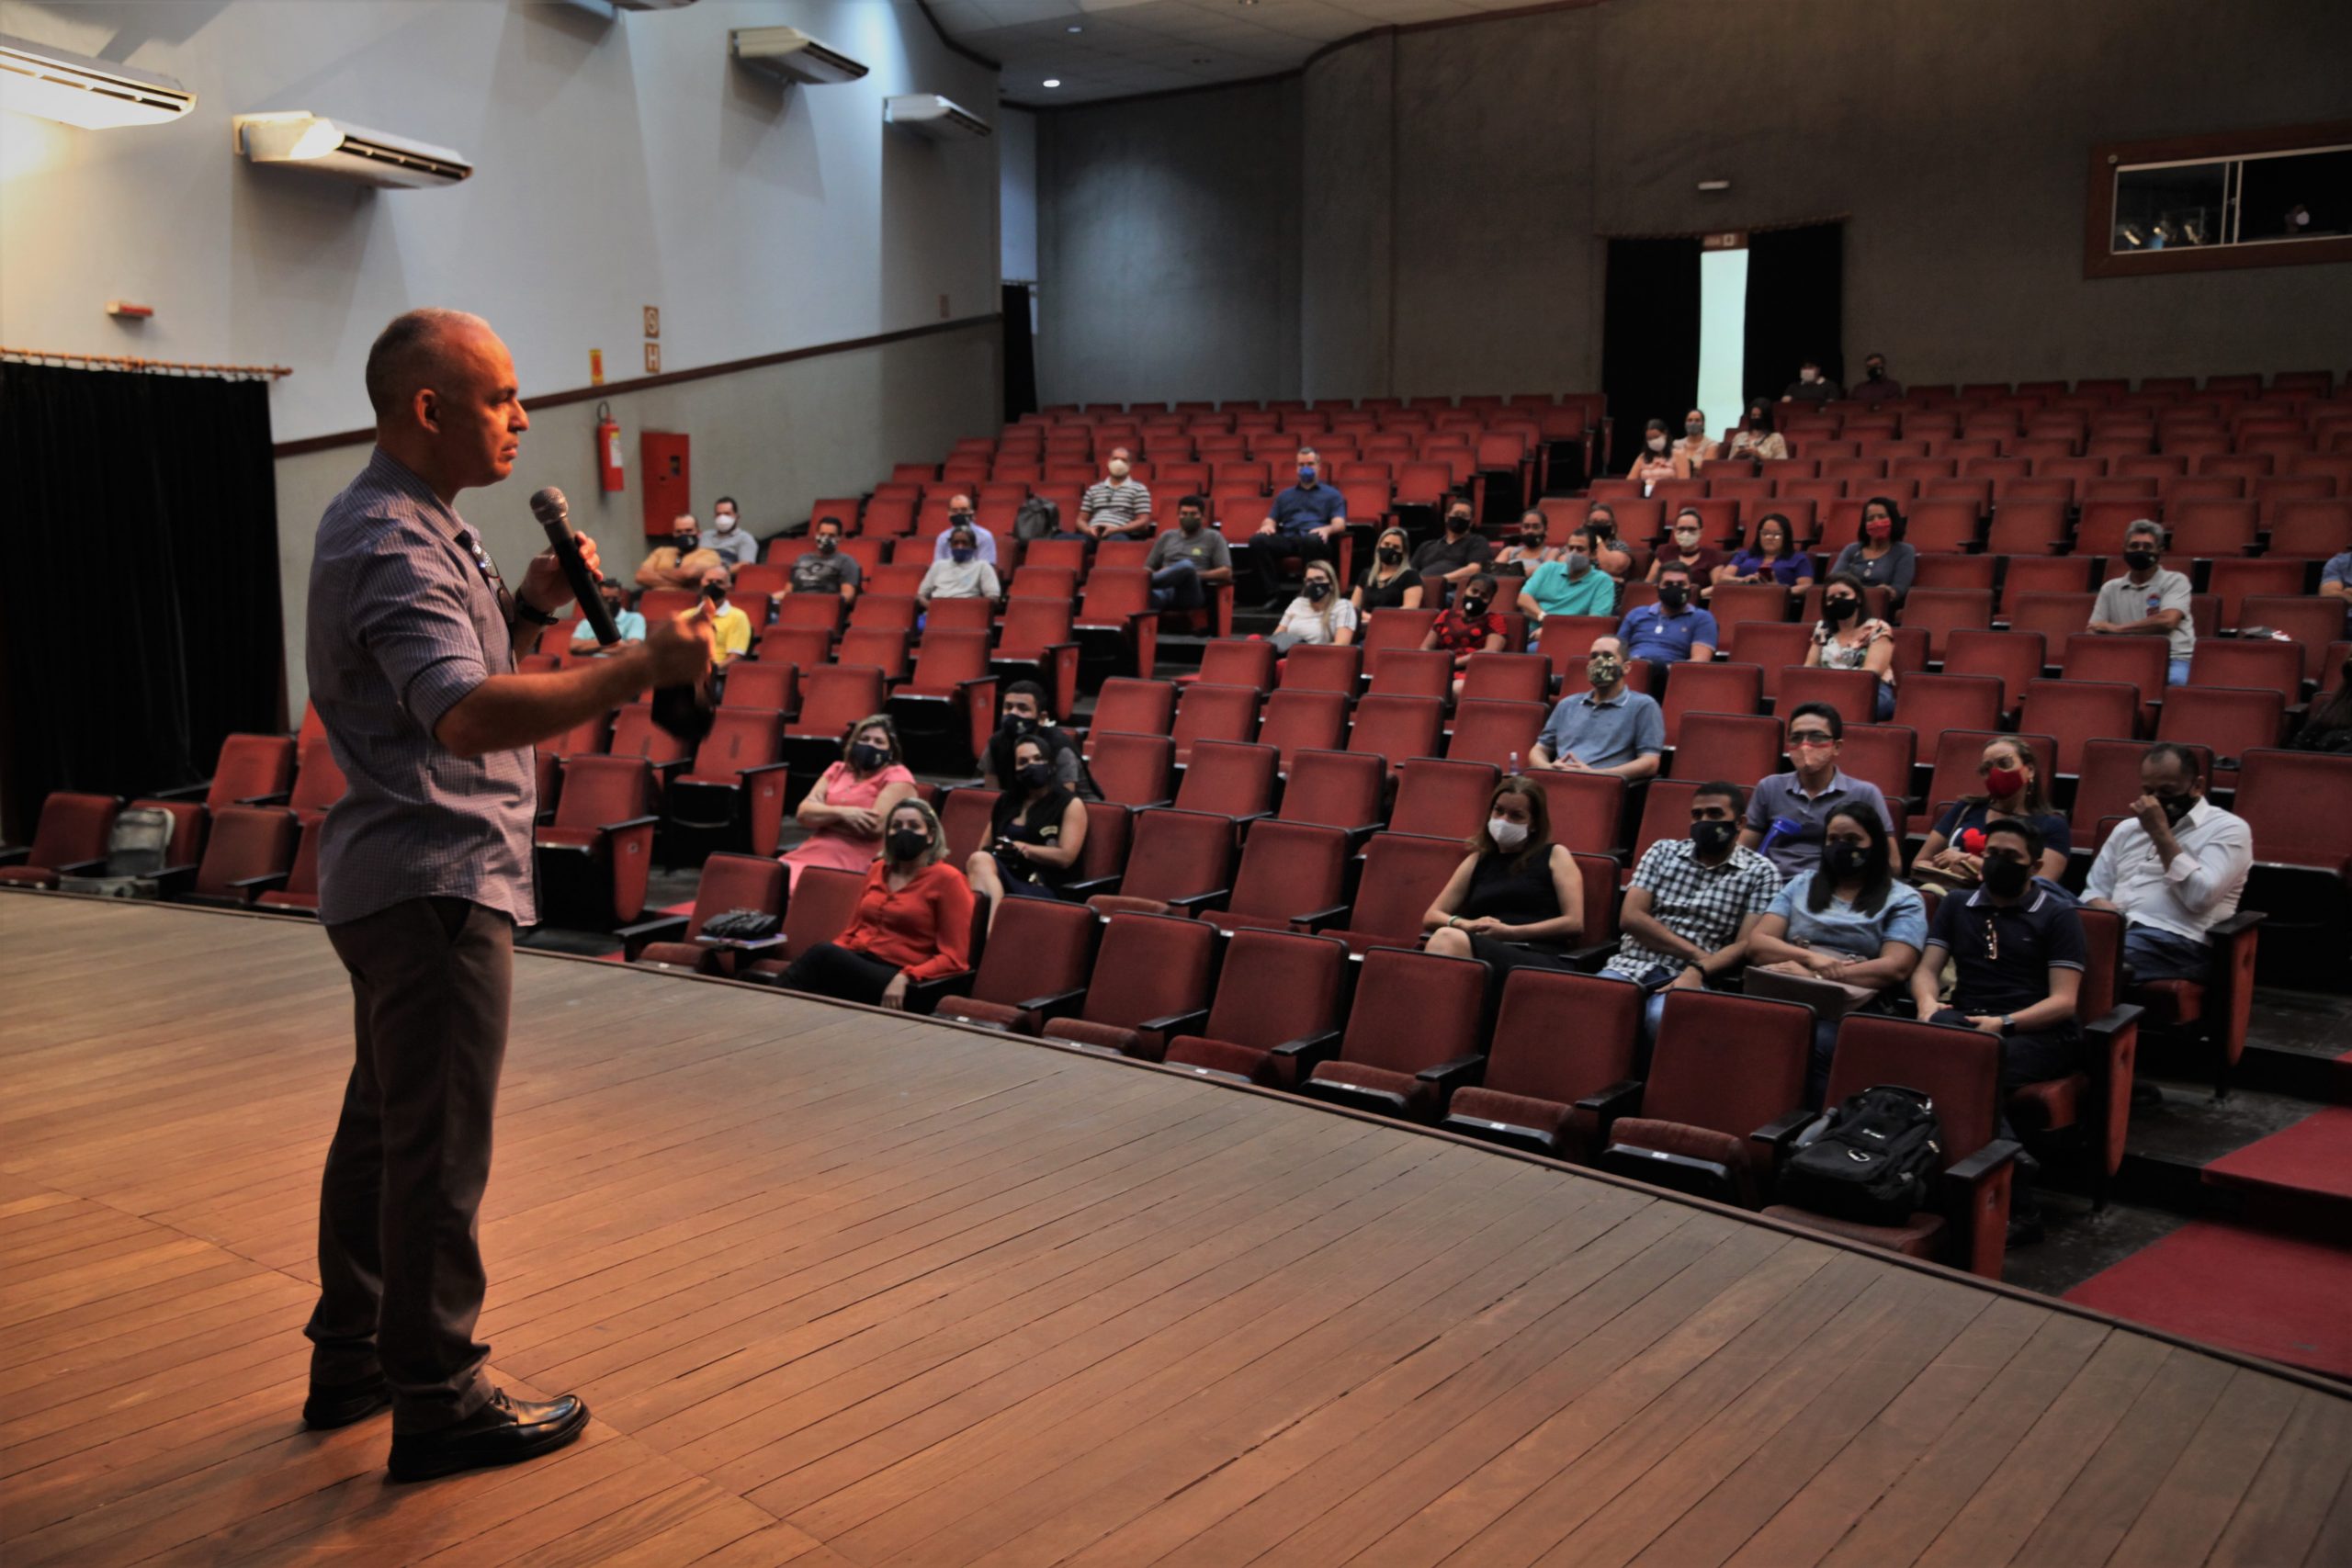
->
xmin=1013 ymin=497 xmax=1060 ymax=541
xmin=1777 ymin=1085 xmax=1941 ymax=1225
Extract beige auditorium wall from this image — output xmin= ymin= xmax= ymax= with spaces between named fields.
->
xmin=274 ymin=318 xmax=998 ymax=714
xmin=1037 ymin=0 xmax=2352 ymax=406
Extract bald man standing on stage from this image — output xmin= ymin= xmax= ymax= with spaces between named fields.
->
xmin=302 ymin=309 xmax=712 ymax=1482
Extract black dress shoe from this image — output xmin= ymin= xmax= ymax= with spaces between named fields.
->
xmin=2006 ymin=1210 xmax=2047 ymax=1249
xmin=387 ymin=1388 xmax=589 ymax=1483
xmin=303 ymin=1371 xmax=390 ymax=1430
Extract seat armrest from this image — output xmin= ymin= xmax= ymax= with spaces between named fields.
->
xmin=1014 ymin=986 xmax=1090 ymax=1019
xmin=1562 ymin=939 xmax=1619 ymax=974
xmin=1944 ymin=1137 xmax=2022 ymax=1188
xmin=1137 ymin=1008 xmax=1211 ymax=1037
xmin=1065 ymin=873 xmax=1122 ymax=897
xmin=739 ymin=761 xmax=796 ymax=779
xmin=56 ymin=857 xmax=111 ymax=876
xmin=0 ymin=845 xmax=28 ymax=868
xmin=2208 ymin=909 xmax=2266 ymax=940
xmin=2084 ymin=1001 xmax=2144 ymax=1043
xmin=236 ymin=792 xmax=292 ymax=807
xmin=153 ymin=864 xmax=199 ymax=898
xmin=1416 ymin=1054 xmax=1487 ymax=1092
xmin=598 ymin=814 xmax=665 ymax=834
xmin=1291 ymin=903 xmax=1353 ymax=931
xmin=614 ymin=913 xmax=690 ymax=962
xmin=1167 ymin=887 xmax=1230 ymax=913
xmin=904 ymin=969 xmax=976 ymax=1014
xmin=224 ymin=873 xmax=290 ymax=898
xmin=1270 ymin=1029 xmax=1343 ymax=1073
xmin=1751 ymin=1108 xmax=1817 ymax=1161
xmin=1573 ymin=1077 xmax=1644 ymax=1117
xmin=144 ymin=781 xmax=211 ymax=803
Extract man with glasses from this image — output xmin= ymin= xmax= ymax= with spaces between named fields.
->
xmin=1741 ymin=702 xmax=1895 ymax=879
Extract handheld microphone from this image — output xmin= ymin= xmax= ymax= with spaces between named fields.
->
xmin=529 ymin=485 xmax=714 ymax=743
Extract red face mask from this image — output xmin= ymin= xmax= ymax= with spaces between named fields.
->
xmin=1864 ymin=518 xmax=1892 ymax=539
xmin=1984 ymin=765 xmax=2026 ymax=798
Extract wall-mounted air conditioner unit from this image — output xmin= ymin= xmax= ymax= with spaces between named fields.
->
xmin=233 ymin=112 xmax=471 ymax=188
xmin=0 ymin=31 xmax=194 ymax=129
xmin=886 ymin=95 xmax=990 ymax=140
xmin=729 ymin=27 xmax=867 ymax=85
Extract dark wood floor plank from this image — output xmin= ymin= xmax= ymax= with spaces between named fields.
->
xmin=3 ymin=897 xmax=2346 ymax=1568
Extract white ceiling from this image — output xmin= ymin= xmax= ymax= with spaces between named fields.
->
xmin=918 ymin=0 xmax=1551 ymax=107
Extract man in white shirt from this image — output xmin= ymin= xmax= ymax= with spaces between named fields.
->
xmin=2084 ymin=742 xmax=2254 ymax=982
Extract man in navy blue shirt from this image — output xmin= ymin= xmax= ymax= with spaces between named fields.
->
xmin=1249 ymin=446 xmax=1347 ymax=605
xmin=1908 ymin=816 xmax=2086 ymax=1244
xmin=1618 ymin=562 xmax=1718 ymax=664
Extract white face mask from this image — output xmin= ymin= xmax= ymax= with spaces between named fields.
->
xmin=1107 ymin=462 xmax=1129 ymax=479
xmin=1487 ymin=817 xmax=1528 ymax=851
xmin=715 ymin=513 xmax=737 ymax=531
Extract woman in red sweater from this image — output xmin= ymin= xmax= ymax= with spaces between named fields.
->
xmin=776 ymin=798 xmax=973 ymax=1009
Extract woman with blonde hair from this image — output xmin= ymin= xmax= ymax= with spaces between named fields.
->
xmin=1353 ymin=525 xmax=1424 ymax=616
xmin=780 ymin=714 xmax=916 ymax=888
xmin=775 ymin=797 xmax=972 ymax=1010
xmin=1270 ymin=558 xmax=1357 ymax=651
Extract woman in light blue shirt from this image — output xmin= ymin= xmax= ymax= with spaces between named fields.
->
xmin=1746 ymin=803 xmax=1928 ymax=1103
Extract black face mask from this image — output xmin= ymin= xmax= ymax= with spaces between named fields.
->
xmin=2157 ymin=791 xmax=2196 ymax=826
xmin=816 ymin=535 xmax=839 ymax=554
xmin=1657 ymin=582 xmax=1689 ymax=610
xmin=702 ymin=581 xmax=728 ymax=602
xmin=1305 ymin=580 xmax=1332 ymax=602
xmin=673 ymin=538 xmax=699 ymax=554
xmin=1823 ymin=596 xmax=1859 ymax=625
xmin=1690 ymin=819 xmax=1738 ymax=857
xmin=1865 ymin=366 xmax=1884 ymax=381
xmin=1823 ymin=841 xmax=1871 ymax=883
xmin=1016 ymin=761 xmax=1054 ymax=790
xmin=1001 ymin=712 xmax=1038 ymax=738
xmin=1459 ymin=596 xmax=1488 ymax=616
xmin=2123 ymin=550 xmax=2159 ymax=575
xmin=849 ymin=741 xmax=888 ymax=772
xmin=1446 ymin=515 xmax=1471 ymax=535
xmin=1588 ymin=520 xmax=1613 ymax=538
xmin=1377 ymin=546 xmax=1403 ymax=565
xmin=1521 ymin=531 xmax=1544 ymax=546
xmin=601 ymin=597 xmax=624 ymax=616
xmin=1982 ymin=854 xmax=2031 ymax=897
xmin=886 ymin=829 xmax=929 ymax=863
xmin=949 ymin=513 xmax=975 ymax=527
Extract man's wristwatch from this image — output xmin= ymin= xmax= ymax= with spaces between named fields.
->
xmin=512 ymin=594 xmax=560 ymax=626
xmin=2000 ymin=1013 xmax=2015 ymax=1032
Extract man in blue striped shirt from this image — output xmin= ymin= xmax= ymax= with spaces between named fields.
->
xmin=303 ymin=308 xmax=710 ymax=1483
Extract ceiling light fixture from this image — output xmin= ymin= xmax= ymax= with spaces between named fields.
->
xmin=0 ymin=31 xmax=195 ymax=129
xmin=1696 ymin=178 xmax=1731 ymax=192
xmin=1067 ymin=24 xmax=1082 ymax=33
xmin=1043 ymin=78 xmax=1061 ymax=88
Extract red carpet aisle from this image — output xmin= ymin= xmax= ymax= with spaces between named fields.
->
xmin=2064 ymin=1224 xmax=2352 ymax=1381
xmin=2202 ymin=1105 xmax=2352 ymax=1210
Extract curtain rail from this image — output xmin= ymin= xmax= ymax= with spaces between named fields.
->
xmin=0 ymin=345 xmax=291 ymax=379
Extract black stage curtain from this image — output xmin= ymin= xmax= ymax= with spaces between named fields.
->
xmin=1743 ymin=221 xmax=1845 ymax=404
xmin=0 ymin=363 xmax=283 ymax=838
xmin=1600 ymin=237 xmax=1702 ymax=468
xmin=1001 ymin=282 xmax=1038 ymax=422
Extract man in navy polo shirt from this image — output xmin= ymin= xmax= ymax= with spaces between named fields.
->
xmin=1909 ymin=816 xmax=2086 ymax=1244
xmin=1617 ymin=562 xmax=1717 ymax=664
xmin=1250 ymin=446 xmax=1347 ymax=605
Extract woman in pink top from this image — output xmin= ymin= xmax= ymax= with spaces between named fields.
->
xmin=780 ymin=714 xmax=917 ymax=888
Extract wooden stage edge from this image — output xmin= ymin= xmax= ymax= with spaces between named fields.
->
xmin=3 ymin=895 xmax=2347 ymax=1568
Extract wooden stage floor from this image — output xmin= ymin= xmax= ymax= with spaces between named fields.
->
xmin=4 ymin=897 xmax=2348 ymax=1567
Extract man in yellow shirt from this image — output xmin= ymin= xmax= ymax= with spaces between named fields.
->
xmin=696 ymin=565 xmax=753 ymax=665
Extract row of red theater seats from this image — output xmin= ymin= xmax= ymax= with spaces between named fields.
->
xmin=626 ymin=837 xmax=2151 ymax=1277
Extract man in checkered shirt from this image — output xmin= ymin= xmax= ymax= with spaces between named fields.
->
xmin=1605 ymin=778 xmax=1782 ymax=1042
xmin=300 ymin=309 xmax=710 ymax=1482
xmin=1080 ymin=451 xmax=1154 ymax=540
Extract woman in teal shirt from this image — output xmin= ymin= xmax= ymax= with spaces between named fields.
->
xmin=1746 ymin=803 xmax=1928 ymax=1103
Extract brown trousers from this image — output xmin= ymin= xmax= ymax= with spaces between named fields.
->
xmin=307 ymin=897 xmax=511 ymax=1433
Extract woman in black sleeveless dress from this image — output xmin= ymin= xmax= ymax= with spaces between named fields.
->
xmin=964 ymin=734 xmax=1088 ymax=930
xmin=1421 ymin=775 xmax=1586 ymax=975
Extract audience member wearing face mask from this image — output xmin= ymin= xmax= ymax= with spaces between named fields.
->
xmin=1747 ymin=803 xmax=1929 ymax=1105
xmin=1916 ymin=737 xmax=2073 ymax=890
xmin=1804 ymin=570 xmax=1897 ymax=719
xmin=639 ymin=512 xmax=723 ymax=591
xmin=571 ymin=577 xmax=646 ymax=650
xmin=1250 ymin=450 xmax=1348 ymax=605
xmin=1780 ymin=359 xmax=1842 ymax=403
xmin=2087 ymin=521 xmax=2196 ymax=684
xmin=965 ymin=734 xmax=1091 ymax=931
xmin=1419 ymin=570 xmax=1507 ymax=694
xmin=1081 ymin=457 xmax=1156 ymax=541
xmin=1420 ymin=777 xmax=1587 ymax=978
xmin=1496 ymin=510 xmax=1556 ymax=570
xmin=1353 ymin=525 xmax=1426 ymax=618
xmin=696 ymin=567 xmax=752 ymax=665
xmin=1144 ymin=496 xmax=1234 ymax=610
xmin=1519 ymin=528 xmax=1619 ymax=630
xmin=1606 ymin=781 xmax=1782 ymax=1043
xmin=1616 ymin=564 xmax=1718 ymax=665
xmin=1849 ymin=354 xmax=1903 ymax=406
xmin=1269 ymin=561 xmax=1358 ymax=651
xmin=1580 ymin=504 xmax=1635 ymax=581
xmin=700 ymin=496 xmax=758 ymax=568
xmin=1647 ymin=509 xmax=1724 ymax=599
xmin=1410 ymin=502 xmax=1495 ymax=592
xmin=930 ymin=495 xmax=1001 ymax=564
xmin=776 ymin=798 xmax=973 ymax=1011
xmin=1628 ymin=418 xmax=1678 ymax=492
xmin=1727 ymin=400 xmax=1788 ymax=462
xmin=1826 ymin=497 xmax=1917 ymax=604
xmin=915 ymin=526 xmax=1001 ymax=613
xmin=787 ymin=517 xmax=863 ymax=604
xmin=2084 ymin=742 xmax=2253 ymax=987
xmin=1671 ymin=410 xmax=1720 ymax=475
xmin=1531 ymin=636 xmax=1662 ymax=780
xmin=780 ymin=716 xmax=917 ymax=891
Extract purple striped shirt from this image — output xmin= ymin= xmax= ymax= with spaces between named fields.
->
xmin=306 ymin=448 xmax=537 ymax=926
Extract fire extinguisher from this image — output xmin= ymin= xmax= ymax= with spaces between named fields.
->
xmin=594 ymin=400 xmax=624 ymax=493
